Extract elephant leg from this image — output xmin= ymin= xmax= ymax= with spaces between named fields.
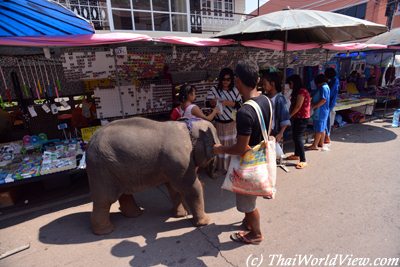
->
xmin=118 ymin=194 xmax=144 ymax=218
xmin=165 ymin=183 xmax=187 ymax=218
xmin=182 ymin=177 xmax=210 ymax=226
xmin=91 ymin=201 xmax=114 ymax=235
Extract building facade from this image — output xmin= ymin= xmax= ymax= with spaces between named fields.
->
xmin=251 ymin=0 xmax=399 ymax=29
xmin=54 ymin=0 xmax=246 ymax=36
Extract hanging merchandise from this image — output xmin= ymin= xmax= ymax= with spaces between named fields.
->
xmin=52 ymin=59 xmax=62 ymax=94
xmin=0 ymin=66 xmax=12 ymax=102
xmin=48 ymin=59 xmax=59 ymax=98
xmin=41 ymin=103 xmax=50 ymax=113
xmin=17 ymin=60 xmax=30 ymax=98
xmin=21 ymin=59 xmax=35 ymax=100
xmin=29 ymin=59 xmax=41 ymax=100
xmin=43 ymin=60 xmax=52 ymax=98
xmin=27 ymin=106 xmax=37 ymax=117
xmin=50 ymin=103 xmax=58 ymax=114
xmin=38 ymin=60 xmax=48 ymax=99
xmin=33 ymin=60 xmax=43 ymax=97
xmin=11 ymin=71 xmax=23 ymax=102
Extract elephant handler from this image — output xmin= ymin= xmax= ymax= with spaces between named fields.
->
xmin=213 ymin=60 xmax=271 ymax=245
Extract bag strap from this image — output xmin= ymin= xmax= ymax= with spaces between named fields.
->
xmin=244 ymin=95 xmax=273 ymax=142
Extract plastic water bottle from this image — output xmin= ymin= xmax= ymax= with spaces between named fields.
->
xmin=392 ymin=109 xmax=400 ymax=128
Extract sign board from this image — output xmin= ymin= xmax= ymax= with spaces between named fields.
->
xmin=81 ymin=126 xmax=101 ymax=142
xmin=115 ymin=46 xmax=127 ymax=56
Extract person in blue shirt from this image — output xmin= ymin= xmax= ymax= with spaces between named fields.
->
xmin=306 ymin=74 xmax=330 ymax=151
xmin=324 ymin=68 xmax=339 ymax=144
xmin=262 ymin=72 xmax=291 ymax=143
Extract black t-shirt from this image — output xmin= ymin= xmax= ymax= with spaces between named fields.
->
xmin=236 ymin=94 xmax=271 ymax=147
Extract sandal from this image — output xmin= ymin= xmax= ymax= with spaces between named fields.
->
xmin=230 ymin=231 xmax=263 ymax=245
xmin=286 ymin=155 xmax=300 ymax=161
xmin=241 ymin=219 xmax=252 ymax=231
xmin=305 ymin=146 xmax=319 ymax=151
xmin=296 ymin=162 xmax=308 ymax=169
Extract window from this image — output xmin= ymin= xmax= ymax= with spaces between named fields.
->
xmin=172 ymin=14 xmax=188 ymax=31
xmin=154 ymin=13 xmax=171 ymax=31
xmin=111 ymin=0 xmax=187 ymax=32
xmin=132 ymin=0 xmax=150 ymax=10
xmin=335 ymin=3 xmax=367 ymax=19
xmin=171 ymin=0 xmax=186 ymax=13
xmin=224 ymin=0 xmax=233 ymax=17
xmin=111 ymin=0 xmax=131 ymax=9
xmin=201 ymin=0 xmax=212 ymax=15
xmin=134 ymin=12 xmax=152 ymax=30
xmin=214 ymin=0 xmax=223 ymax=17
xmin=152 ymin=0 xmax=169 ymax=12
xmin=112 ymin=10 xmax=133 ymax=30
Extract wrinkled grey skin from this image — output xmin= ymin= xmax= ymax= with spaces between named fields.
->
xmin=86 ymin=117 xmax=220 ymax=235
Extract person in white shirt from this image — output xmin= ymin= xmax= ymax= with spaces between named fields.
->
xmin=179 ymin=84 xmax=219 ymax=121
xmin=206 ymin=68 xmax=242 ymax=174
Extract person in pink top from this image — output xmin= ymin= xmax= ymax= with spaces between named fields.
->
xmin=286 ymin=74 xmax=311 ymax=169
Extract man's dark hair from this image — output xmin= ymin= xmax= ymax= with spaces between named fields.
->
xmin=262 ymin=72 xmax=282 ymax=92
xmin=324 ymin=67 xmax=337 ymax=79
xmin=314 ymin=74 xmax=327 ymax=85
xmin=235 ymin=60 xmax=259 ymax=88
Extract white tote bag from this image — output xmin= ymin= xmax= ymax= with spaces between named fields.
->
xmin=222 ymin=97 xmax=277 ymax=198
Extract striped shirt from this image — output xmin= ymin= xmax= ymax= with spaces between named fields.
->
xmin=206 ymin=86 xmax=242 ymax=121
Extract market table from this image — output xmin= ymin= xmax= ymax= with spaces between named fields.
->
xmin=334 ymin=97 xmax=376 ymax=112
xmin=0 ymin=139 xmax=86 ymax=190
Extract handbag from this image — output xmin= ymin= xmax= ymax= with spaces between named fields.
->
xmin=222 ymin=96 xmax=277 ymax=198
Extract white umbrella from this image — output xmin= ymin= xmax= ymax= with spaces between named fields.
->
xmin=215 ymin=9 xmax=387 ymax=83
xmin=365 ymin=27 xmax=400 ymax=46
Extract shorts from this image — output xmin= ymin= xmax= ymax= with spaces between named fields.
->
xmin=313 ymin=119 xmax=327 ymax=133
xmin=236 ymin=193 xmax=257 ymax=213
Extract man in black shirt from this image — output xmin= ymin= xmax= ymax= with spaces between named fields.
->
xmin=213 ymin=60 xmax=271 ymax=244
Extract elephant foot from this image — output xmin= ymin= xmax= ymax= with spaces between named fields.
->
xmin=118 ymin=194 xmax=143 ymax=218
xmin=92 ymin=222 xmax=114 ymax=235
xmin=192 ymin=214 xmax=210 ymax=227
xmin=119 ymin=206 xmax=144 ymax=218
xmin=172 ymin=207 xmax=188 ymax=218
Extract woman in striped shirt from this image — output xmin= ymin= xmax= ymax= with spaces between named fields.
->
xmin=206 ymin=68 xmax=242 ymax=174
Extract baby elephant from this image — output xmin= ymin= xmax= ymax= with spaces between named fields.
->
xmin=86 ymin=117 xmax=219 ymax=235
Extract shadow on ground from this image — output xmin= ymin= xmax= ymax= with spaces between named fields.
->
xmin=330 ymin=123 xmax=398 ymax=144
xmin=34 ymin=176 xmax=240 ymax=265
xmin=38 ymin=209 xmax=241 ymax=266
xmin=0 ymin=174 xmax=235 ymax=229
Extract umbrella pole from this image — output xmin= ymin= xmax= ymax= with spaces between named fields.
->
xmin=282 ymin=30 xmax=288 ymax=89
xmin=383 ymin=51 xmax=396 ymax=118
xmin=278 ymin=30 xmax=290 ymax=173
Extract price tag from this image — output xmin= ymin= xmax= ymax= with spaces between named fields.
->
xmin=57 ymin=123 xmax=68 ymax=130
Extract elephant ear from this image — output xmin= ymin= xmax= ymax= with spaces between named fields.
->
xmin=191 ymin=120 xmax=220 ymax=167
xmin=202 ymin=128 xmax=215 ymax=161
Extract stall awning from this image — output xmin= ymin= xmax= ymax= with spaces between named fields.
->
xmin=0 ymin=33 xmax=153 ymax=47
xmin=0 ymin=0 xmax=94 ymax=37
xmin=240 ymin=40 xmax=392 ymax=51
xmin=155 ymin=36 xmax=236 ymax=46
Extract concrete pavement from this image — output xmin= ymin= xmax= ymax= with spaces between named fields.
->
xmin=0 ymin=119 xmax=399 ymax=267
